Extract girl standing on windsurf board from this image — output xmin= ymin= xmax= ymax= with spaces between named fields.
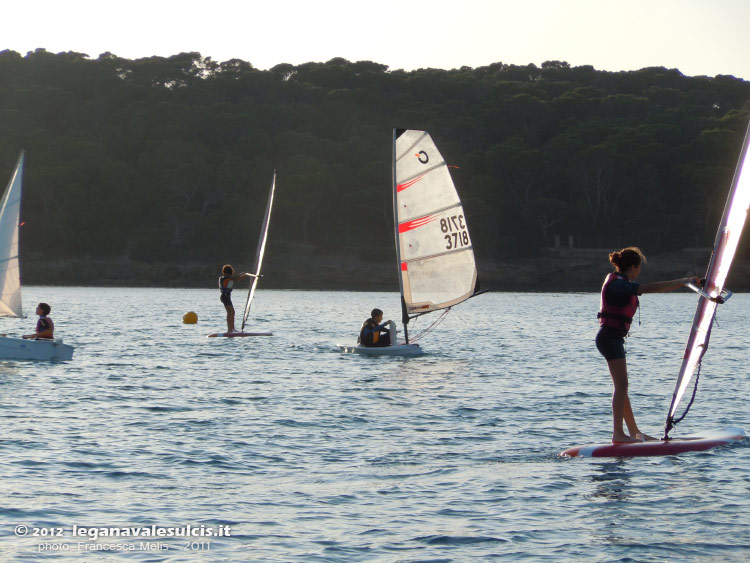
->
xmin=596 ymin=247 xmax=699 ymax=444
xmin=218 ymin=264 xmax=254 ymax=333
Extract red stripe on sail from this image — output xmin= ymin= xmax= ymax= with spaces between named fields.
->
xmin=397 ymin=175 xmax=424 ymax=192
xmin=398 ymin=215 xmax=437 ymax=233
xmin=401 ymin=262 xmax=408 ymax=271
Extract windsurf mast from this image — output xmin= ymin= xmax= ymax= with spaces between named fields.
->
xmin=241 ymin=171 xmax=276 ymax=331
xmin=664 ymin=120 xmax=750 ymax=438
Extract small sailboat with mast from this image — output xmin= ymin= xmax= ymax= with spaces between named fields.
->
xmin=0 ymin=152 xmax=74 ymax=361
xmin=339 ymin=129 xmax=482 ymax=356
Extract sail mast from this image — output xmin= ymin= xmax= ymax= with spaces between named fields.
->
xmin=392 ymin=129 xmax=410 ymax=343
xmin=241 ymin=171 xmax=276 ymax=331
xmin=664 ymin=120 xmax=750 ymax=437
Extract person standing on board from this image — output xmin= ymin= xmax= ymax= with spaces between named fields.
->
xmin=596 ymin=247 xmax=698 ymax=443
xmin=358 ymin=308 xmax=392 ymax=347
xmin=22 ymin=302 xmax=54 ymax=340
xmin=218 ymin=264 xmax=254 ymax=333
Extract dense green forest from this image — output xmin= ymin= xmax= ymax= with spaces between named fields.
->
xmin=1 ymin=49 xmax=749 ymax=287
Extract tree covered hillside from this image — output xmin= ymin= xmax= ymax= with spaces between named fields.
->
xmin=1 ymin=50 xmax=749 ymax=286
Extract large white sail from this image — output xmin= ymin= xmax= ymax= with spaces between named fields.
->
xmin=0 ymin=152 xmax=24 ymax=318
xmin=241 ymin=171 xmax=276 ymax=331
xmin=393 ymin=129 xmax=478 ymax=329
xmin=665 ymin=121 xmax=750 ymax=435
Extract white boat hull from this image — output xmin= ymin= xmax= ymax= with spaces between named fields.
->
xmin=337 ymin=343 xmax=424 ymax=356
xmin=0 ymin=336 xmax=74 ymax=361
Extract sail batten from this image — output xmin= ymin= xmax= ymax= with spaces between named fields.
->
xmin=241 ymin=171 xmax=276 ymax=331
xmin=0 ymin=152 xmax=24 ymax=318
xmin=665 ymin=121 xmax=750 ymax=435
xmin=397 ymin=162 xmax=447 ymax=186
xmin=401 ymin=246 xmax=475 ymax=267
xmin=393 ymin=130 xmax=478 ymax=323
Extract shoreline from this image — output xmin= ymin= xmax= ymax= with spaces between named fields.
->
xmin=21 ymin=248 xmax=750 ymax=292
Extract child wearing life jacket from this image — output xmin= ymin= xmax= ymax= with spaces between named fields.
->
xmin=23 ymin=302 xmax=54 ymax=340
xmin=218 ymin=264 xmax=253 ymax=333
xmin=596 ymin=247 xmax=698 ymax=444
xmin=358 ymin=308 xmax=392 ymax=347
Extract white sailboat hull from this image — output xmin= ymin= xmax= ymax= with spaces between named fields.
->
xmin=336 ymin=343 xmax=424 ymax=357
xmin=0 ymin=336 xmax=74 ymax=361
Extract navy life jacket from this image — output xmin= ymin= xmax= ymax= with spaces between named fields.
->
xmin=219 ymin=276 xmax=233 ymax=295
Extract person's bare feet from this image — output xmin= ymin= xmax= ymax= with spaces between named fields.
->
xmin=612 ymin=433 xmax=640 ymax=444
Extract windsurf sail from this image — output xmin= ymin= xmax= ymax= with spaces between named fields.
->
xmin=241 ymin=171 xmax=276 ymax=331
xmin=0 ymin=152 xmax=24 ymax=318
xmin=393 ymin=129 xmax=479 ymax=342
xmin=664 ymin=121 xmax=750 ymax=438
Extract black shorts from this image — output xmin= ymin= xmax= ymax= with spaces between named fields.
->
xmin=374 ymin=331 xmax=391 ymax=347
xmin=220 ymin=293 xmax=233 ymax=308
xmin=596 ymin=327 xmax=627 ymax=361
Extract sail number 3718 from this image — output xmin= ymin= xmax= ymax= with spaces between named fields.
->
xmin=440 ymin=215 xmax=470 ymax=249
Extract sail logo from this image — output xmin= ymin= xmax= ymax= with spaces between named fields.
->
xmin=399 ymin=215 xmax=436 ymax=233
xmin=416 ymin=150 xmax=429 ymax=164
xmin=397 ymin=175 xmax=424 ymax=192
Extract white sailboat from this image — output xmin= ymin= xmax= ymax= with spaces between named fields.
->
xmin=0 ymin=152 xmax=74 ymax=361
xmin=207 ymin=171 xmax=276 ymax=338
xmin=562 ymin=121 xmax=750 ymax=457
xmin=339 ymin=129 xmax=481 ymax=356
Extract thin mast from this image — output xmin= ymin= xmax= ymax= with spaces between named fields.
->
xmin=664 ymin=120 xmax=750 ymax=437
xmin=241 ymin=171 xmax=276 ymax=331
xmin=392 ymin=129 xmax=410 ymax=343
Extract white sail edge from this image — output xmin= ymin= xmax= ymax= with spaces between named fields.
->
xmin=666 ymin=120 xmax=750 ymax=429
xmin=241 ymin=171 xmax=276 ymax=330
xmin=0 ymin=151 xmax=24 ymax=318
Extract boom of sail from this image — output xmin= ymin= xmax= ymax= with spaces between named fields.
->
xmin=664 ymin=121 xmax=750 ymax=438
xmin=241 ymin=171 xmax=276 ymax=331
xmin=0 ymin=152 xmax=23 ymax=318
xmin=393 ymin=129 xmax=479 ymax=342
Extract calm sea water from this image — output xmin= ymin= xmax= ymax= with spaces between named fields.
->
xmin=1 ymin=287 xmax=750 ymax=562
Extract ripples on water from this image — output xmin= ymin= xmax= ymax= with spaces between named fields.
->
xmin=1 ymin=288 xmax=749 ymax=561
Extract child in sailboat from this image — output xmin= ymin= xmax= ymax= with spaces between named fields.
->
xmin=22 ymin=303 xmax=54 ymax=340
xmin=596 ymin=247 xmax=699 ymax=444
xmin=219 ymin=264 xmax=254 ymax=333
xmin=358 ymin=308 xmax=393 ymax=347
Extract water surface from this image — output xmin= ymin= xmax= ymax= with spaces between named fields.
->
xmin=1 ymin=288 xmax=749 ymax=561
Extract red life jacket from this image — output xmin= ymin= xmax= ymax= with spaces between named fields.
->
xmin=598 ymin=272 xmax=639 ymax=331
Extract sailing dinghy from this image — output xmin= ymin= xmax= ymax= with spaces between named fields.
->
xmin=207 ymin=171 xmax=276 ymax=338
xmin=0 ymin=152 xmax=74 ymax=361
xmin=563 ymin=121 xmax=750 ymax=457
xmin=338 ymin=129 xmax=481 ymax=356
